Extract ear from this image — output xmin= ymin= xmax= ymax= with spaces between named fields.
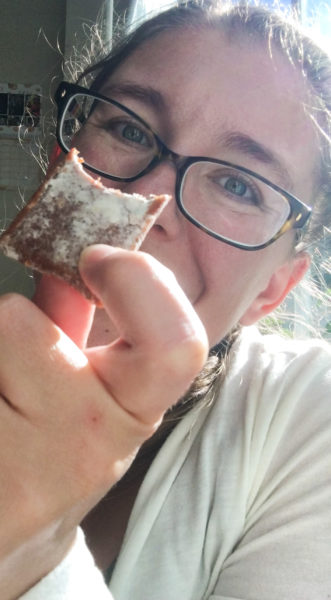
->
xmin=240 ymin=252 xmax=310 ymax=326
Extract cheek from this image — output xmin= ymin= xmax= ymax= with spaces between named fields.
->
xmin=197 ymin=237 xmax=264 ymax=298
xmin=194 ymin=240 xmax=276 ymax=345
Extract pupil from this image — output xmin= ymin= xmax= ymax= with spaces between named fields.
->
xmin=225 ymin=177 xmax=246 ymax=196
xmin=123 ymin=125 xmax=142 ymax=142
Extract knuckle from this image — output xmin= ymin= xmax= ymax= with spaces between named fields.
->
xmin=162 ymin=335 xmax=208 ymax=380
xmin=134 ymin=335 xmax=208 ymax=402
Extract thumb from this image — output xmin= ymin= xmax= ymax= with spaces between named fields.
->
xmin=33 ymin=275 xmax=95 ymax=349
xmin=79 ymin=245 xmax=209 ymax=425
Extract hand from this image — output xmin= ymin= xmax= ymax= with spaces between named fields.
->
xmin=0 ymin=245 xmax=208 ymax=598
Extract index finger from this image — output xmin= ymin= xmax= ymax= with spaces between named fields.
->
xmin=33 ymin=275 xmax=95 ymax=349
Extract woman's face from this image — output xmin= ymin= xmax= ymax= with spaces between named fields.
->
xmin=87 ymin=26 xmax=318 ymax=348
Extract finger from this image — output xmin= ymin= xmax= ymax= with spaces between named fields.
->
xmin=0 ymin=293 xmax=90 ymax=415
xmin=33 ymin=275 xmax=95 ymax=348
xmin=79 ymin=245 xmax=209 ymax=424
xmin=0 ymin=293 xmax=155 ymax=556
xmin=0 ymin=293 xmax=153 ymax=465
xmin=79 ymin=245 xmax=205 ymax=349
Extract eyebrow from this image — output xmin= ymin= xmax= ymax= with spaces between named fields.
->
xmin=101 ymin=81 xmax=166 ymax=112
xmin=220 ymin=131 xmax=293 ymax=190
xmin=100 ymin=83 xmax=294 ymax=191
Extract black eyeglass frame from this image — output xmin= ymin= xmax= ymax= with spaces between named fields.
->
xmin=55 ymin=81 xmax=312 ymax=251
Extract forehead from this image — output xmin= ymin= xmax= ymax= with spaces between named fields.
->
xmin=106 ymin=26 xmax=319 ymax=200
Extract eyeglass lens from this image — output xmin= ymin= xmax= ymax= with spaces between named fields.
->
xmin=60 ymin=93 xmax=291 ymax=247
xmin=181 ymin=163 xmax=290 ymax=246
xmin=61 ymin=93 xmax=158 ymax=178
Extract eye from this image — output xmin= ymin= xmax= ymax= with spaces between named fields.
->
xmin=220 ymin=175 xmax=259 ymax=204
xmin=119 ymin=122 xmax=150 ymax=146
xmin=207 ymin=170 xmax=265 ymax=209
xmin=85 ymin=99 xmax=157 ymax=151
xmin=99 ymin=117 xmax=156 ymax=152
xmin=224 ymin=177 xmax=247 ymax=196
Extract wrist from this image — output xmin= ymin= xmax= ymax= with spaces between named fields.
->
xmin=0 ymin=525 xmax=77 ymax=600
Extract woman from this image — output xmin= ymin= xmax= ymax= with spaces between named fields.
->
xmin=0 ymin=1 xmax=330 ymax=598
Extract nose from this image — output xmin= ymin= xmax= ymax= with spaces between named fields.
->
xmin=122 ymin=160 xmax=184 ymax=240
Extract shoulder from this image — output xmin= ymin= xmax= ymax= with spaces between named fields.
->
xmin=226 ymin=326 xmax=330 ymax=396
xmin=232 ymin=324 xmax=330 ymax=365
xmin=209 ymin=327 xmax=331 ymax=472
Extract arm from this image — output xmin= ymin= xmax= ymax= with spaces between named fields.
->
xmin=0 ymin=244 xmax=208 ymax=599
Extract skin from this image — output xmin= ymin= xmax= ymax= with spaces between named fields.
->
xmin=0 ymin=25 xmax=319 ymax=597
xmin=84 ymin=27 xmax=316 ymax=349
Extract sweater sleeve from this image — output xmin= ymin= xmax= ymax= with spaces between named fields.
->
xmin=19 ymin=528 xmax=112 ymax=600
xmin=210 ymin=336 xmax=331 ymax=600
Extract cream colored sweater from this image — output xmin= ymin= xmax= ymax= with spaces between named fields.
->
xmin=21 ymin=327 xmax=331 ymax=600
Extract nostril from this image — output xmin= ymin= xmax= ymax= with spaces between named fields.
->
xmin=150 ymin=223 xmax=167 ymax=237
xmin=141 ymin=222 xmax=166 ymax=251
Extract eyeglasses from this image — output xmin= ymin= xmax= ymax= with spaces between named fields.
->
xmin=55 ymin=81 xmax=312 ymax=251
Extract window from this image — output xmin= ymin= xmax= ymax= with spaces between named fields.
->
xmin=128 ymin=0 xmax=176 ymax=26
xmin=301 ymin=0 xmax=331 ymax=52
